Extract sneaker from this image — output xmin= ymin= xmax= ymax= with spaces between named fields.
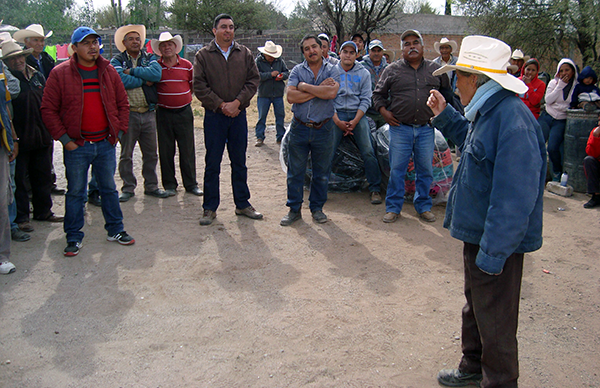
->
xmin=107 ymin=231 xmax=135 ymax=245
xmin=437 ymin=369 xmax=482 ymax=387
xmin=11 ymin=228 xmax=31 ymax=242
xmin=199 ymin=209 xmax=217 ymax=226
xmin=280 ymin=210 xmax=301 ymax=226
xmin=88 ymin=191 xmax=102 ymax=207
xmin=255 ymin=138 xmax=264 ymax=147
xmin=311 ymin=210 xmax=328 ymax=223
xmin=64 ymin=241 xmax=82 ymax=257
xmin=584 ymin=194 xmax=600 ymax=209
xmin=370 ymin=191 xmax=382 ymax=204
xmin=419 ymin=210 xmax=436 ymax=222
xmin=0 ymin=261 xmax=16 ymax=274
xmin=382 ymin=212 xmax=399 ymax=223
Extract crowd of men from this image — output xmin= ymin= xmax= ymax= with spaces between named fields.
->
xmin=0 ymin=13 xmax=594 ymax=388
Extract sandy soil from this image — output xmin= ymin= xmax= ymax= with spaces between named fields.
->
xmin=1 ymin=98 xmax=599 ymax=387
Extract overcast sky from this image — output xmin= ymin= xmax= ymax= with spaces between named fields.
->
xmin=76 ymin=0 xmax=450 ymax=19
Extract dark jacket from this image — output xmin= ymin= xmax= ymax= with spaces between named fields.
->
xmin=110 ymin=50 xmax=161 ymax=109
xmin=26 ymin=51 xmax=55 ymax=80
xmin=570 ymin=65 xmax=600 ymax=108
xmin=432 ymin=89 xmax=546 ymax=275
xmin=11 ymin=65 xmax=52 ymax=151
xmin=41 ymin=55 xmax=130 ymax=147
xmin=194 ymin=40 xmax=259 ymax=112
xmin=255 ymin=53 xmax=289 ymax=98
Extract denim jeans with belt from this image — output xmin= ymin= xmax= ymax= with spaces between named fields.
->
xmin=332 ymin=111 xmax=381 ymax=193
xmin=203 ymin=110 xmax=251 ymax=212
xmin=64 ymin=140 xmax=124 ymax=243
xmin=386 ymin=123 xmax=434 ymax=214
xmin=286 ymin=118 xmax=334 ymax=213
xmin=255 ymin=97 xmax=285 ymax=141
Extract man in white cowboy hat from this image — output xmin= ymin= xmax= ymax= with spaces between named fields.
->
xmin=254 ymin=40 xmax=289 ymax=146
xmin=110 ymin=24 xmax=170 ymax=202
xmin=509 ymin=49 xmax=530 ymax=77
xmin=427 ymin=35 xmax=546 ymax=388
xmin=2 ymin=39 xmax=63 ymax=234
xmin=13 ymin=24 xmax=65 ymax=195
xmin=193 ymin=13 xmax=262 ymax=226
xmin=0 ymin=32 xmax=20 ymax=100
xmin=0 ymin=42 xmax=20 ymax=274
xmin=150 ymin=32 xmax=202 ymax=197
xmin=13 ymin=24 xmax=54 ymax=80
xmin=373 ymin=29 xmax=452 ymax=224
xmin=433 ymin=37 xmax=459 ymax=91
xmin=41 ymin=26 xmax=135 ymax=256
xmin=360 ymin=39 xmax=388 ymax=128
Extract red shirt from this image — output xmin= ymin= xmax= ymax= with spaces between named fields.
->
xmin=77 ymin=62 xmax=109 ymax=141
xmin=157 ymin=56 xmax=193 ymax=109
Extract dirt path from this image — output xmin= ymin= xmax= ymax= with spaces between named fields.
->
xmin=1 ymin=115 xmax=599 ymax=387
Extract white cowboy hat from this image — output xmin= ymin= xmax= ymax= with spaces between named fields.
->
xmin=0 ymin=32 xmax=14 ymax=44
xmin=511 ymin=49 xmax=530 ymax=62
xmin=13 ymin=24 xmax=53 ymax=43
xmin=432 ymin=35 xmax=528 ymax=94
xmin=114 ymin=24 xmax=146 ymax=53
xmin=258 ymin=40 xmax=282 ymax=58
xmin=150 ymin=32 xmax=183 ymax=56
xmin=434 ymin=37 xmax=458 ymax=55
xmin=0 ymin=40 xmax=33 ymax=60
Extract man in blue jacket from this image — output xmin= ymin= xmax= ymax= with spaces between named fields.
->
xmin=111 ymin=24 xmax=169 ymax=202
xmin=254 ymin=40 xmax=289 ymax=147
xmin=427 ymin=36 xmax=546 ymax=388
xmin=333 ymin=41 xmax=382 ymax=205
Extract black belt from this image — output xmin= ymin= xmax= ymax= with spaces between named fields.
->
xmin=294 ymin=117 xmax=330 ymax=129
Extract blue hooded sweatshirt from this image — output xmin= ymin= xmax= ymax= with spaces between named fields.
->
xmin=570 ymin=65 xmax=600 ymax=108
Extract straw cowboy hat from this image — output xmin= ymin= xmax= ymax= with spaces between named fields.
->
xmin=114 ymin=24 xmax=146 ymax=53
xmin=258 ymin=40 xmax=282 ymax=58
xmin=0 ymin=40 xmax=33 ymax=60
xmin=434 ymin=37 xmax=458 ymax=54
xmin=0 ymin=32 xmax=14 ymax=44
xmin=13 ymin=24 xmax=53 ymax=43
xmin=511 ymin=49 xmax=530 ymax=62
xmin=432 ymin=35 xmax=528 ymax=94
xmin=150 ymin=32 xmax=183 ymax=56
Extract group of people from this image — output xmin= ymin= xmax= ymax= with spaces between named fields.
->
xmin=0 ymin=13 xmax=595 ymax=388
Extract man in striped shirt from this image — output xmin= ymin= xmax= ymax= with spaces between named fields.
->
xmin=151 ymin=32 xmax=202 ymax=196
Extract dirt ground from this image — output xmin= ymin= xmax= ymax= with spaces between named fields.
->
xmin=1 ymin=98 xmax=599 ymax=388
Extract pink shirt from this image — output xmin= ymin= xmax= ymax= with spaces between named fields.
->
xmin=157 ymin=56 xmax=193 ymax=109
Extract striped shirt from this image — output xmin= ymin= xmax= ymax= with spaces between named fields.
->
xmin=77 ymin=63 xmax=109 ymax=141
xmin=157 ymin=56 xmax=193 ymax=109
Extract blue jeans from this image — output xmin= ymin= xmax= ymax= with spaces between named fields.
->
xmin=386 ymin=123 xmax=434 ymax=214
xmin=63 ymin=140 xmax=124 ymax=243
xmin=538 ymin=111 xmax=565 ymax=175
xmin=255 ymin=97 xmax=285 ymax=141
xmin=332 ymin=111 xmax=381 ymax=192
xmin=286 ymin=118 xmax=334 ymax=212
xmin=8 ymin=160 xmax=17 ymax=231
xmin=203 ymin=110 xmax=251 ymax=211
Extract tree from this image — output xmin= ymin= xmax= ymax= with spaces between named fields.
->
xmin=405 ymin=0 xmax=440 ymax=14
xmin=0 ymin=0 xmax=77 ymax=36
xmin=127 ymin=0 xmax=169 ymax=29
xmin=457 ymin=0 xmax=600 ymax=67
xmin=169 ymin=0 xmax=286 ymax=33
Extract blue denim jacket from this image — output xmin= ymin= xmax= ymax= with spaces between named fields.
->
xmin=432 ymin=89 xmax=546 ymax=275
xmin=288 ymin=59 xmax=340 ymax=123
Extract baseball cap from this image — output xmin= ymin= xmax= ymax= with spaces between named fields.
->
xmin=351 ymin=33 xmax=364 ymax=42
xmin=368 ymin=39 xmax=384 ymax=50
xmin=71 ymin=27 xmax=100 ymax=44
xmin=400 ymin=29 xmax=423 ymax=42
xmin=317 ymin=33 xmax=330 ymax=42
xmin=339 ymin=41 xmax=358 ymax=52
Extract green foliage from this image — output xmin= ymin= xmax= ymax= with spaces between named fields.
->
xmin=169 ymin=0 xmax=286 ymax=33
xmin=1 ymin=0 xmax=77 ymax=38
xmin=405 ymin=0 xmax=439 ymax=14
xmin=457 ymin=0 xmax=600 ymax=67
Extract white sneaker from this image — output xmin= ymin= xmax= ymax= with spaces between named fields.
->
xmin=0 ymin=261 xmax=16 ymax=274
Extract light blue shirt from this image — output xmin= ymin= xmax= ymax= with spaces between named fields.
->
xmin=215 ymin=41 xmax=233 ymax=61
xmin=288 ymin=59 xmax=340 ymax=123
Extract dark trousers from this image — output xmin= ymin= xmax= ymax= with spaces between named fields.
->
xmin=14 ymin=147 xmax=53 ymax=223
xmin=459 ymin=242 xmax=524 ymax=388
xmin=583 ymin=155 xmax=600 ymax=194
xmin=202 ymin=110 xmax=251 ymax=211
xmin=156 ymin=105 xmax=198 ymax=191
